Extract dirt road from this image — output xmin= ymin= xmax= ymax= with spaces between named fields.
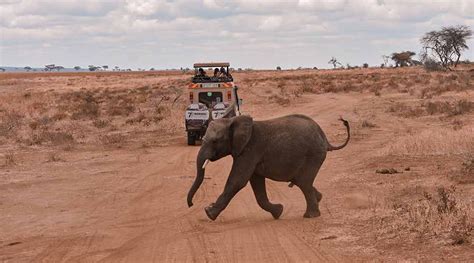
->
xmin=1 ymin=92 xmax=362 ymax=262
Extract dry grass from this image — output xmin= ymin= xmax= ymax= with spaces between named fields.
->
xmin=92 ymin=119 xmax=109 ymax=128
xmin=47 ymin=152 xmax=63 ymax=162
xmin=387 ymin=102 xmax=424 ymax=118
xmin=424 ymin=100 xmax=474 ymax=116
xmin=452 ymin=156 xmax=474 ymax=184
xmin=381 ymin=186 xmax=473 ymax=245
xmin=26 ymin=130 xmax=75 ymax=146
xmin=361 ymin=120 xmax=377 ymax=128
xmin=0 ymin=109 xmax=24 ymax=138
xmin=3 ymin=151 xmax=16 ymax=167
xmin=100 ymin=133 xmax=126 ymax=146
xmin=387 ymin=99 xmax=474 ymax=118
xmin=382 ymin=128 xmax=474 ymax=156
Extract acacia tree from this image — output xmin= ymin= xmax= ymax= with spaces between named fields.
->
xmin=88 ymin=65 xmax=100 ymax=71
xmin=391 ymin=51 xmax=416 ymax=67
xmin=328 ymin=57 xmax=342 ymax=69
xmin=74 ymin=66 xmax=81 ymax=71
xmin=420 ymin=25 xmax=472 ymax=69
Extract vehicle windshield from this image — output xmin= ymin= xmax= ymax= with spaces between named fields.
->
xmin=199 ymin=91 xmax=223 ymax=108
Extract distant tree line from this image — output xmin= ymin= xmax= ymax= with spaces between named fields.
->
xmin=318 ymin=25 xmax=472 ymax=71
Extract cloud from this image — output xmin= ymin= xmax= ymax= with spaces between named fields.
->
xmin=0 ymin=0 xmax=472 ymax=69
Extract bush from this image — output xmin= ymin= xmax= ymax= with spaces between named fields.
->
xmin=386 ymin=186 xmax=473 ymax=245
xmin=71 ymin=94 xmax=100 ymax=119
xmin=0 ymin=110 xmax=23 ymax=137
xmin=423 ymin=58 xmax=443 ymax=71
xmin=29 ymin=131 xmax=75 ymax=145
xmin=100 ymin=133 xmax=126 ymax=146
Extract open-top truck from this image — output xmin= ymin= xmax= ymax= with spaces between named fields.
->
xmin=185 ymin=62 xmax=241 ymax=145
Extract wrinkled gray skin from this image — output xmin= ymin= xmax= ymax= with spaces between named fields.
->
xmin=187 ymin=114 xmax=350 ymax=220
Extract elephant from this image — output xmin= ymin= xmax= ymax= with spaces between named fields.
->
xmin=187 ymin=114 xmax=350 ymax=221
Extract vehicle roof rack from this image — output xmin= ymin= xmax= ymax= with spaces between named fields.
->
xmin=193 ymin=62 xmax=230 ymax=68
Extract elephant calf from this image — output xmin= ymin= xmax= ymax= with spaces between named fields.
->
xmin=187 ymin=114 xmax=350 ymax=220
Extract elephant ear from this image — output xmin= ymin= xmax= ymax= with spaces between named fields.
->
xmin=230 ymin=115 xmax=253 ymax=157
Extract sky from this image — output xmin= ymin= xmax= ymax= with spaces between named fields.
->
xmin=0 ymin=0 xmax=473 ymax=70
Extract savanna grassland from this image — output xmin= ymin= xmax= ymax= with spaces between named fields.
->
xmin=1 ymin=67 xmax=473 ymax=261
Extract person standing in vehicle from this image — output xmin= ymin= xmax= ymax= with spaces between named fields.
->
xmin=219 ymin=67 xmax=227 ymax=77
xmin=198 ymin=68 xmax=206 ymax=76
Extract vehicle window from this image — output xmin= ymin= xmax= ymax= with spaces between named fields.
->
xmin=199 ymin=92 xmax=223 ymax=108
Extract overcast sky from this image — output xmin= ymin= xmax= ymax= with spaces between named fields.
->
xmin=1 ymin=0 xmax=473 ymax=69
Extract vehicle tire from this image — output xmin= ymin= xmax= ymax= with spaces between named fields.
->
xmin=187 ymin=132 xmax=196 ymax=145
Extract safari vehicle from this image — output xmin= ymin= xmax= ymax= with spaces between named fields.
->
xmin=185 ymin=62 xmax=242 ymax=145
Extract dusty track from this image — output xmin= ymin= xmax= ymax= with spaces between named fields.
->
xmin=1 ymin=91 xmax=360 ymax=262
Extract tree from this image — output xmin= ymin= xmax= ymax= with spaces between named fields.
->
xmin=102 ymin=65 xmax=108 ymax=70
xmin=44 ymin=64 xmax=56 ymax=71
xmin=24 ymin=66 xmax=32 ymax=72
xmin=276 ymin=66 xmax=281 ymax=70
xmin=55 ymin=66 xmax=64 ymax=71
xmin=420 ymin=25 xmax=472 ymax=69
xmin=382 ymin=55 xmax=390 ymax=67
xmin=74 ymin=66 xmax=81 ymax=71
xmin=391 ymin=51 xmax=416 ymax=67
xmin=88 ymin=65 xmax=100 ymax=71
xmin=362 ymin=63 xmax=369 ymax=68
xmin=328 ymin=57 xmax=342 ymax=69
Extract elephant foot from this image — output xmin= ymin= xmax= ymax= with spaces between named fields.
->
xmin=270 ymin=204 xmax=284 ymax=219
xmin=303 ymin=209 xmax=321 ymax=218
xmin=205 ymin=204 xmax=219 ymax=221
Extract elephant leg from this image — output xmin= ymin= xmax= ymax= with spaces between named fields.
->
xmin=205 ymin=179 xmax=248 ymax=220
xmin=250 ymin=175 xmax=283 ymax=219
xmin=298 ymin=184 xmax=321 ymax=218
xmin=314 ymin=188 xmax=323 ymax=202
xmin=205 ymin=158 xmax=255 ymax=221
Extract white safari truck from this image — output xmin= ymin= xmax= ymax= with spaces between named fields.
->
xmin=185 ymin=62 xmax=241 ymax=145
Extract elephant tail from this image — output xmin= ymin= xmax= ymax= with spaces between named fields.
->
xmin=327 ymin=117 xmax=350 ymax=151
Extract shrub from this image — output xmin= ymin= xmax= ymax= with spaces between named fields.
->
xmin=0 ymin=110 xmax=23 ymax=137
xmin=100 ymin=133 xmax=126 ymax=146
xmin=269 ymin=94 xmax=290 ymax=105
xmin=423 ymin=58 xmax=443 ymax=71
xmin=92 ymin=119 xmax=109 ymax=128
xmin=361 ymin=120 xmax=376 ymax=128
xmin=47 ymin=152 xmax=63 ymax=162
xmin=3 ymin=151 xmax=16 ymax=167
xmin=71 ymin=94 xmax=100 ymax=119
xmin=28 ymin=131 xmax=75 ymax=146
xmin=424 ymin=100 xmax=474 ymax=116
xmin=385 ymin=186 xmax=473 ymax=245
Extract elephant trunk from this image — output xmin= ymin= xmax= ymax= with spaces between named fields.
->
xmin=187 ymin=147 xmax=210 ymax=207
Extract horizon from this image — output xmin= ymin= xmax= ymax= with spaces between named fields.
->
xmin=1 ymin=0 xmax=473 ymax=70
